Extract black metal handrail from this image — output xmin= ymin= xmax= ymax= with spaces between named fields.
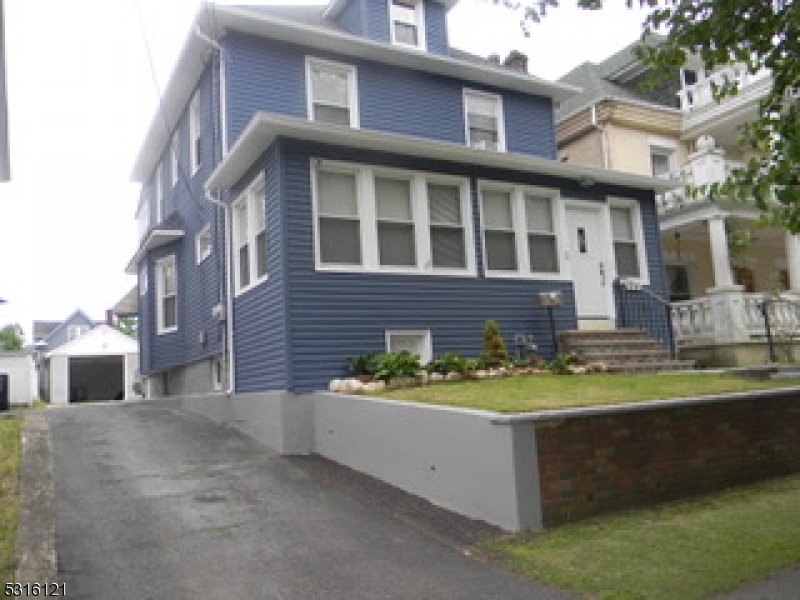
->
xmin=614 ymin=278 xmax=676 ymax=359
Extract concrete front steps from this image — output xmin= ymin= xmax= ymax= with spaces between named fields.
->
xmin=558 ymin=329 xmax=695 ymax=374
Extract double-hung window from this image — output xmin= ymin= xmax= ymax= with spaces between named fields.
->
xmin=195 ymin=224 xmax=212 ymax=264
xmin=464 ymin=90 xmax=505 ymax=151
xmin=480 ymin=185 xmax=564 ymax=278
xmin=611 ymin=204 xmax=642 ymax=279
xmin=139 ymin=263 xmax=148 ymax=296
xmin=428 ymin=182 xmax=466 ymax=269
xmin=390 ymin=0 xmax=425 ymax=49
xmin=313 ymin=160 xmax=474 ymax=275
xmin=156 ymin=255 xmax=178 ymax=334
xmin=526 ymin=195 xmax=559 ymax=274
xmin=233 ymin=179 xmax=268 ymax=294
xmin=154 ymin=163 xmax=163 ymax=223
xmin=307 ymin=58 xmax=358 ymax=128
xmin=190 ymin=92 xmax=201 ymax=173
xmin=376 ymin=176 xmax=416 ymax=267
xmin=482 ymin=190 xmax=517 ymax=272
xmin=316 ymin=168 xmax=362 ymax=266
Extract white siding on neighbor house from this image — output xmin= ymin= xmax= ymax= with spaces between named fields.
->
xmin=0 ymin=354 xmax=36 ymax=406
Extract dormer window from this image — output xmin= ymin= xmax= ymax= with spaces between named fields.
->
xmin=390 ymin=0 xmax=425 ymax=49
xmin=306 ymin=57 xmax=359 ymax=128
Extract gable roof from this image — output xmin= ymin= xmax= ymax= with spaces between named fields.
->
xmin=131 ymin=3 xmax=579 ymax=183
xmin=33 ymin=309 xmax=96 ymax=346
xmin=555 ymin=34 xmax=678 ymax=121
xmin=45 ymin=324 xmax=138 ymax=358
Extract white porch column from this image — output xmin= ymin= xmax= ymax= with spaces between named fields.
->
xmin=708 ymin=216 xmax=734 ymax=288
xmin=785 ymin=231 xmax=800 ymax=291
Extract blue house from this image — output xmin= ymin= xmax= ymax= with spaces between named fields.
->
xmin=128 ymin=0 xmax=674 ymax=399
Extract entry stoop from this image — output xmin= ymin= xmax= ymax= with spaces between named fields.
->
xmin=558 ymin=329 xmax=695 ymax=374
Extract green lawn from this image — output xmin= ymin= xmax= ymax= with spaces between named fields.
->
xmin=0 ymin=418 xmax=21 ymax=582
xmin=378 ymin=373 xmax=800 ymax=412
xmin=480 ymin=474 xmax=800 ymax=600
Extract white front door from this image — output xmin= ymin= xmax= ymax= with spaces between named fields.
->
xmin=566 ymin=205 xmax=610 ymax=319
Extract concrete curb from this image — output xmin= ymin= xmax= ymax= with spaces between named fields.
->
xmin=15 ymin=415 xmax=57 ymax=582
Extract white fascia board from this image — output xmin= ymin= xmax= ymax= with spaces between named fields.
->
xmin=556 ymin=95 xmax=683 ymax=125
xmin=131 ymin=4 xmax=579 ymax=182
xmin=206 ymin=112 xmax=679 ymax=195
xmin=125 ymin=229 xmax=185 ymax=275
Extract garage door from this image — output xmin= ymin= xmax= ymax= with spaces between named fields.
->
xmin=68 ymin=356 xmax=124 ymax=403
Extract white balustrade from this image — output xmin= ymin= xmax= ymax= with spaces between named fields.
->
xmin=671 ymin=297 xmax=713 ymax=343
xmin=678 ymin=66 xmax=770 ymax=113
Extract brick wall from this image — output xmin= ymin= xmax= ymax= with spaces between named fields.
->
xmin=535 ymin=391 xmax=800 ymax=526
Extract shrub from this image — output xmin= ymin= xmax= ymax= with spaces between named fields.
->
xmin=427 ymin=351 xmax=467 ymax=375
xmin=374 ymin=351 xmax=422 ymax=383
xmin=548 ymin=353 xmax=580 ymax=375
xmin=345 ymin=352 xmax=380 ymax=379
xmin=481 ymin=320 xmax=509 ymax=368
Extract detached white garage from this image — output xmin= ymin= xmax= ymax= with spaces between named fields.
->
xmin=45 ymin=325 xmax=139 ymax=405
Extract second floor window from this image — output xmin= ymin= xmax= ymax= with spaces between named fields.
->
xmin=390 ymin=0 xmax=425 ymax=49
xmin=233 ymin=178 xmax=268 ymax=294
xmin=307 ymin=58 xmax=358 ymax=128
xmin=154 ymin=163 xmax=163 ymax=222
xmin=195 ymin=225 xmax=212 ymax=264
xmin=156 ymin=255 xmax=178 ymax=334
xmin=464 ymin=90 xmax=505 ymax=151
xmin=171 ymin=131 xmax=180 ymax=187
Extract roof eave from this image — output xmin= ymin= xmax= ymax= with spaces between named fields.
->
xmin=324 ymin=0 xmax=460 ymax=19
xmin=206 ymin=113 xmax=678 ymax=195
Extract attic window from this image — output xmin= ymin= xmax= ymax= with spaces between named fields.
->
xmin=390 ymin=0 xmax=425 ymax=49
xmin=464 ymin=90 xmax=505 ymax=151
xmin=306 ymin=58 xmax=359 ymax=128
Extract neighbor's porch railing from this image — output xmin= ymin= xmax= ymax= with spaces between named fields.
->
xmin=671 ymin=291 xmax=800 ymax=346
xmin=678 ymin=65 xmax=771 ymax=113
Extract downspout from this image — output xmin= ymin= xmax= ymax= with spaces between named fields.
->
xmin=591 ymin=102 xmax=610 ymax=170
xmin=195 ymin=18 xmax=236 ymax=395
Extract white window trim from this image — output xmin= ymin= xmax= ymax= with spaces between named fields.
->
xmin=139 ymin=263 xmax=148 ymax=296
xmin=195 ymin=224 xmax=213 ymax=264
xmin=479 ymin=181 xmax=569 ymax=281
xmin=232 ymin=175 xmax=268 ymax=296
xmin=311 ymin=159 xmax=476 ymax=277
xmin=606 ymin=197 xmax=650 ymax=286
xmin=463 ymin=88 xmax=506 ymax=152
xmin=155 ymin=254 xmax=178 ymax=335
xmin=154 ymin=163 xmax=163 ymax=223
xmin=305 ymin=56 xmax=360 ymax=129
xmin=171 ymin=131 xmax=180 ymax=187
xmin=388 ymin=0 xmax=427 ymax=50
xmin=385 ymin=329 xmax=432 ymax=364
xmin=190 ymin=91 xmax=201 ymax=174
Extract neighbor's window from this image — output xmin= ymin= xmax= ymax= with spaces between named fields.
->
xmin=232 ymin=179 xmax=268 ymax=294
xmin=156 ymin=255 xmax=178 ymax=334
xmin=611 ymin=205 xmax=641 ymax=279
xmin=195 ymin=224 xmax=212 ymax=264
xmin=307 ymin=58 xmax=358 ymax=127
xmin=390 ymin=0 xmax=425 ymax=48
xmin=68 ymin=325 xmax=88 ymax=341
xmin=650 ymin=148 xmax=673 ymax=178
xmin=190 ymin=91 xmax=201 ymax=173
xmin=385 ymin=330 xmax=432 ymax=364
xmin=481 ymin=190 xmax=517 ymax=271
xmin=464 ymin=90 xmax=505 ymax=151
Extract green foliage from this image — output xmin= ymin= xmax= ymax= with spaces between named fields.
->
xmin=426 ymin=351 xmax=468 ymax=375
xmin=0 ymin=323 xmax=23 ymax=352
xmin=114 ymin=315 xmax=138 ymax=338
xmin=548 ymin=352 xmax=580 ymax=375
xmin=373 ymin=351 xmax=421 ymax=383
xmin=346 ymin=352 xmax=380 ymax=378
xmin=481 ymin=320 xmax=509 ymax=368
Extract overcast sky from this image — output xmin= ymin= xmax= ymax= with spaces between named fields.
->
xmin=0 ymin=0 xmax=650 ymax=341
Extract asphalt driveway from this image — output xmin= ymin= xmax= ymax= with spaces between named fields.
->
xmin=46 ymin=401 xmax=573 ymax=599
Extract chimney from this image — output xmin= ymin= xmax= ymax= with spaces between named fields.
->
xmin=503 ymin=50 xmax=528 ymax=74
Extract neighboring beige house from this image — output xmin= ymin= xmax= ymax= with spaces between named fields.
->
xmin=557 ymin=38 xmax=796 ymax=366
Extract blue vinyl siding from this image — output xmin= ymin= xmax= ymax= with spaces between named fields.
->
xmin=145 ymin=65 xmax=225 ymax=375
xmin=334 ymin=0 xmax=365 ymax=36
xmin=224 ymin=36 xmax=556 ymax=158
xmin=279 ymin=140 xmax=640 ymax=392
xmin=231 ymin=145 xmax=289 ymax=392
xmin=138 ymin=261 xmax=152 ymax=374
xmin=423 ymin=0 xmax=448 ymax=54
xmin=364 ymin=0 xmax=390 ymax=42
